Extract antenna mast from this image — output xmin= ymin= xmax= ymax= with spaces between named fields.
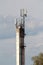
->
xmin=20 ymin=9 xmax=27 ymax=28
xmin=16 ymin=9 xmax=27 ymax=65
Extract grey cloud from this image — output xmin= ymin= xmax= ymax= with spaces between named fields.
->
xmin=25 ymin=16 xmax=43 ymax=36
xmin=0 ymin=15 xmax=15 ymax=39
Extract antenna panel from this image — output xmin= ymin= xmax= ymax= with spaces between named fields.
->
xmin=20 ymin=9 xmax=27 ymax=17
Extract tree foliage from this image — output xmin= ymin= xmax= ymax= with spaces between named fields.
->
xmin=32 ymin=53 xmax=43 ymax=65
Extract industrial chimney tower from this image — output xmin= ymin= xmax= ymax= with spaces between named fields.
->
xmin=16 ymin=9 xmax=27 ymax=65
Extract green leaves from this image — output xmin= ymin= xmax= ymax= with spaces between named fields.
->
xmin=32 ymin=53 xmax=43 ymax=65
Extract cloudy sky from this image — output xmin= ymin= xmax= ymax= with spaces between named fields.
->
xmin=0 ymin=0 xmax=43 ymax=65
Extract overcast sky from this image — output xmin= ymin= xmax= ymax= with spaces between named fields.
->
xmin=0 ymin=0 xmax=43 ymax=65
